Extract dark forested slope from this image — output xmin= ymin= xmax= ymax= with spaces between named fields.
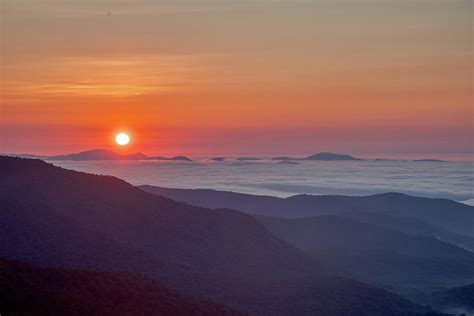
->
xmin=0 ymin=257 xmax=242 ymax=316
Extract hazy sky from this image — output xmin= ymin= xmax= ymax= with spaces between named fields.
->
xmin=1 ymin=0 xmax=472 ymax=156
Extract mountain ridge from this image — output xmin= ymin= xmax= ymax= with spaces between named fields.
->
xmin=139 ymin=186 xmax=474 ymax=238
xmin=273 ymin=152 xmax=362 ymax=161
xmin=4 ymin=149 xmax=193 ymax=161
xmin=0 ymin=156 xmax=428 ymax=315
xmin=257 ymin=215 xmax=474 ymax=294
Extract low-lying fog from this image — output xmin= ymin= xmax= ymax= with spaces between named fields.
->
xmin=51 ymin=158 xmax=474 ymax=204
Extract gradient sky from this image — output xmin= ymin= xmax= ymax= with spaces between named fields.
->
xmin=1 ymin=0 xmax=472 ymax=157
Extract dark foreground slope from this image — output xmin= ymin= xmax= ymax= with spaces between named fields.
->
xmin=0 ymin=156 xmax=425 ymax=315
xmin=0 ymin=257 xmax=241 ymax=316
xmin=139 ymin=186 xmax=474 ymax=237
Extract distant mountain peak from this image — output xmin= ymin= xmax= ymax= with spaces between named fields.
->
xmin=9 ymin=149 xmax=193 ymax=161
xmin=273 ymin=152 xmax=362 ymax=161
xmin=47 ymin=149 xmax=147 ymax=161
xmin=145 ymin=155 xmax=192 ymax=161
xmin=305 ymin=152 xmax=361 ymax=160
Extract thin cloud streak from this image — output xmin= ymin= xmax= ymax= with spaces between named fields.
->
xmin=2 ymin=55 xmax=203 ymax=97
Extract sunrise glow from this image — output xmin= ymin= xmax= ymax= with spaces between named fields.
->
xmin=0 ymin=0 xmax=471 ymax=158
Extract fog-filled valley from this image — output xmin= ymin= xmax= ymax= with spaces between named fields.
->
xmin=1 ymin=156 xmax=473 ymax=315
xmin=49 ymin=157 xmax=474 ymax=204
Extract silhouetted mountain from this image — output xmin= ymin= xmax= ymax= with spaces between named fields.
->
xmin=17 ymin=149 xmax=193 ymax=161
xmin=145 ymin=155 xmax=193 ymax=161
xmin=274 ymin=152 xmax=362 ymax=161
xmin=413 ymin=159 xmax=446 ymax=162
xmin=0 ymin=257 xmax=241 ymax=316
xmin=47 ymin=149 xmax=147 ymax=161
xmin=257 ymin=215 xmax=474 ymax=294
xmin=211 ymin=157 xmax=226 ymax=161
xmin=278 ymin=160 xmax=299 ymax=165
xmin=2 ymin=153 xmax=46 ymax=159
xmin=0 ymin=156 xmax=427 ymax=315
xmin=304 ymin=152 xmax=361 ymax=160
xmin=139 ymin=186 xmax=474 ymax=237
xmin=420 ymin=284 xmax=474 ymax=315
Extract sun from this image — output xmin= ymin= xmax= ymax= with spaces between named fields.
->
xmin=115 ymin=132 xmax=130 ymax=146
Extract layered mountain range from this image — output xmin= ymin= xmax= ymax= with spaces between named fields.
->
xmin=0 ymin=156 xmax=438 ymax=315
xmin=141 ymin=185 xmax=474 ymax=306
xmin=4 ymin=149 xmax=193 ymax=161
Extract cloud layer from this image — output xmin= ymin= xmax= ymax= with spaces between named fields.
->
xmin=51 ymin=159 xmax=474 ymax=203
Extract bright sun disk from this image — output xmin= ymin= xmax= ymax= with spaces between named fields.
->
xmin=115 ymin=133 xmax=130 ymax=146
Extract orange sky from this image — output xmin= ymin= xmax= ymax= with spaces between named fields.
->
xmin=1 ymin=0 xmax=472 ymax=157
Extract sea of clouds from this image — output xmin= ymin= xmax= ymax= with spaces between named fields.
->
xmin=51 ymin=158 xmax=474 ymax=204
